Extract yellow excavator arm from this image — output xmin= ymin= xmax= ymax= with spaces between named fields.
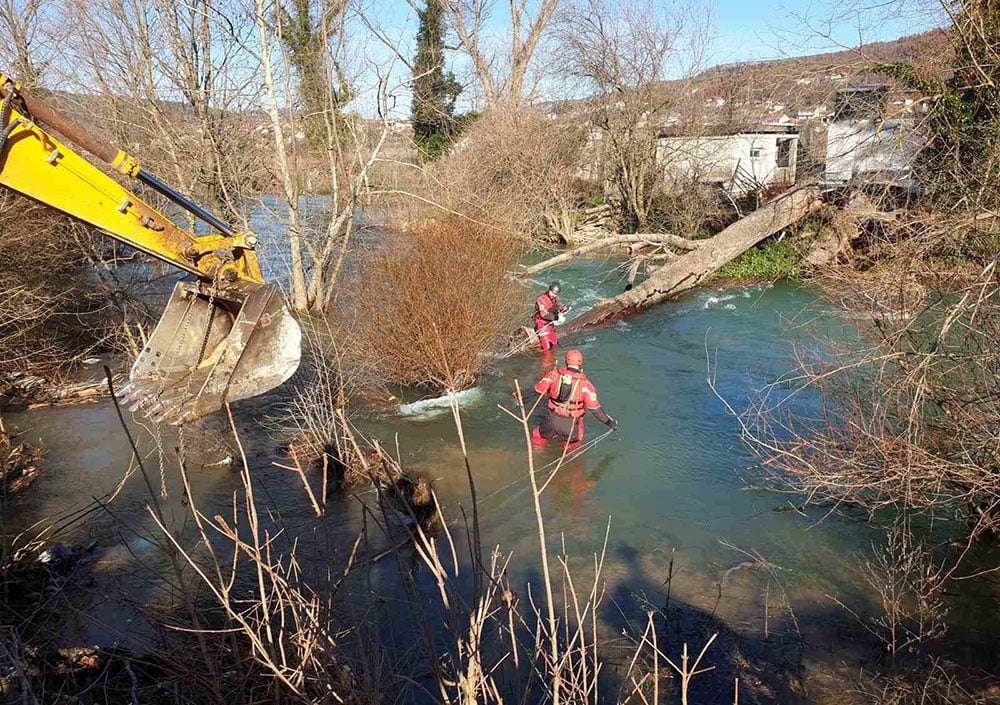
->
xmin=0 ymin=74 xmax=301 ymax=424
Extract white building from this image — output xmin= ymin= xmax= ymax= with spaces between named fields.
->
xmin=823 ymin=87 xmax=924 ymax=187
xmin=824 ymin=119 xmax=922 ymax=186
xmin=656 ymin=126 xmax=799 ymax=196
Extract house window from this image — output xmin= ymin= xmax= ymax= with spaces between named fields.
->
xmin=776 ymin=138 xmax=793 ymax=168
xmin=749 ymin=147 xmax=762 ymax=159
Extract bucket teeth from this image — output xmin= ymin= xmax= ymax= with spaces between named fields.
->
xmin=116 ymin=379 xmax=182 ymax=423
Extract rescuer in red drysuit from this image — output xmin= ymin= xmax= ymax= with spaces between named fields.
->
xmin=533 ymin=282 xmax=568 ymax=352
xmin=530 ymin=349 xmax=618 ymax=445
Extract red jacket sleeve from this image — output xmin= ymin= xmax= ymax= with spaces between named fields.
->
xmin=580 ymin=381 xmax=601 ymax=409
xmin=581 ymin=382 xmax=611 ymax=423
xmin=534 ymin=371 xmax=556 ymax=395
xmin=536 ymin=294 xmax=559 ymax=322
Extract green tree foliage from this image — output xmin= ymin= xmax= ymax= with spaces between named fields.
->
xmin=278 ymin=0 xmax=354 ymax=151
xmin=875 ymin=0 xmax=1000 ymax=209
xmin=411 ymin=0 xmax=462 ymax=159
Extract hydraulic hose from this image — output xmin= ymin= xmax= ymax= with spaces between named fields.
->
xmin=0 ymin=84 xmax=22 ymax=157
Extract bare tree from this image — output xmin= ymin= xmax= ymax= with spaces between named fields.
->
xmin=444 ymin=0 xmax=561 ymax=104
xmin=555 ymin=0 xmax=713 ymax=229
xmin=63 ymin=0 xmax=265 ymax=221
xmin=253 ymin=0 xmax=399 ymax=312
xmin=0 ymin=0 xmax=54 ymax=87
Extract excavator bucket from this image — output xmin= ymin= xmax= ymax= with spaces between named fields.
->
xmin=118 ymin=280 xmax=301 ymax=425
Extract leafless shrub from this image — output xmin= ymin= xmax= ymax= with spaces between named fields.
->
xmin=830 ymin=529 xmax=948 ymax=660
xmin=744 ymin=2 xmax=1000 ymax=581
xmin=147 ymin=411 xmax=371 ymax=702
xmin=725 ymin=208 xmax=1000 ymax=577
xmin=431 ymin=108 xmax=590 ymax=240
xmin=355 ymin=216 xmax=526 ymax=391
xmin=856 ymin=658 xmax=997 ymax=705
xmin=651 ymin=178 xmax=733 ymax=237
xmin=0 ymin=192 xmax=149 ymax=377
xmin=275 ymin=313 xmax=386 ymax=465
xmin=277 ymin=404 xmax=438 ymax=524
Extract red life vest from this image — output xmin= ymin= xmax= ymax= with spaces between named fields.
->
xmin=545 ymin=367 xmax=588 ymax=419
xmin=534 ymin=292 xmax=558 ymax=324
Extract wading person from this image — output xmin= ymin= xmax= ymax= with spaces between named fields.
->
xmin=533 ymin=282 xmax=568 ymax=352
xmin=531 ymin=349 xmax=618 ymax=445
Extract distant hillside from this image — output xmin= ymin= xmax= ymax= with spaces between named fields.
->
xmin=547 ymin=29 xmax=952 ymax=128
xmin=683 ymin=30 xmax=950 ymax=115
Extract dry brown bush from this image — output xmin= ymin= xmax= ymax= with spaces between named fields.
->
xmin=0 ymin=191 xmax=149 ymax=377
xmin=650 ymin=179 xmax=734 ymax=237
xmin=356 ymin=216 xmax=526 ymax=390
xmin=857 ymin=659 xmax=996 ymax=705
xmin=430 ymin=108 xmax=588 ymax=240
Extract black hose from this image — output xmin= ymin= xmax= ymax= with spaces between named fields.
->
xmin=0 ymin=84 xmax=23 ymax=158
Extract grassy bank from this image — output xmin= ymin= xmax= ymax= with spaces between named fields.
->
xmin=709 ymin=237 xmax=804 ymax=285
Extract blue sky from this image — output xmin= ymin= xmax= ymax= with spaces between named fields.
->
xmin=353 ymin=0 xmax=946 ymax=115
xmin=708 ymin=0 xmax=943 ymax=64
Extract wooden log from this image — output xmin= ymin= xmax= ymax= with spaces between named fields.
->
xmin=518 ymin=232 xmax=701 ymax=278
xmin=565 ymin=186 xmax=825 ymax=333
xmin=629 ymin=232 xmax=704 ymax=247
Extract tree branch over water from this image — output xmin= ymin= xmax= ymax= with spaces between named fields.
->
xmin=517 ymin=232 xmax=702 ymax=278
xmin=564 ymin=186 xmax=825 ymax=332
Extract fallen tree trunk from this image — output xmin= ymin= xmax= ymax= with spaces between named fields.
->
xmin=566 ymin=186 xmax=825 ymax=333
xmin=518 ymin=232 xmax=701 ymax=278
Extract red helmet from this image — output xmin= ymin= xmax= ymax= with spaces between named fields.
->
xmin=565 ymin=349 xmax=583 ymax=368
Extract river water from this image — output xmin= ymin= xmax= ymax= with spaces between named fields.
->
xmin=5 ymin=255 xmax=999 ymax=701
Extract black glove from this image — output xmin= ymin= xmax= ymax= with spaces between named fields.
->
xmin=606 ymin=416 xmax=619 ymax=430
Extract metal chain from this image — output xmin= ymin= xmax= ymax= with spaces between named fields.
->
xmin=152 ymin=420 xmax=168 ymax=499
xmin=190 ymin=266 xmax=225 ymax=407
xmin=195 ymin=271 xmax=220 ymax=369
xmin=178 ymin=267 xmax=221 ymax=413
xmin=177 ymin=422 xmax=190 ymax=506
